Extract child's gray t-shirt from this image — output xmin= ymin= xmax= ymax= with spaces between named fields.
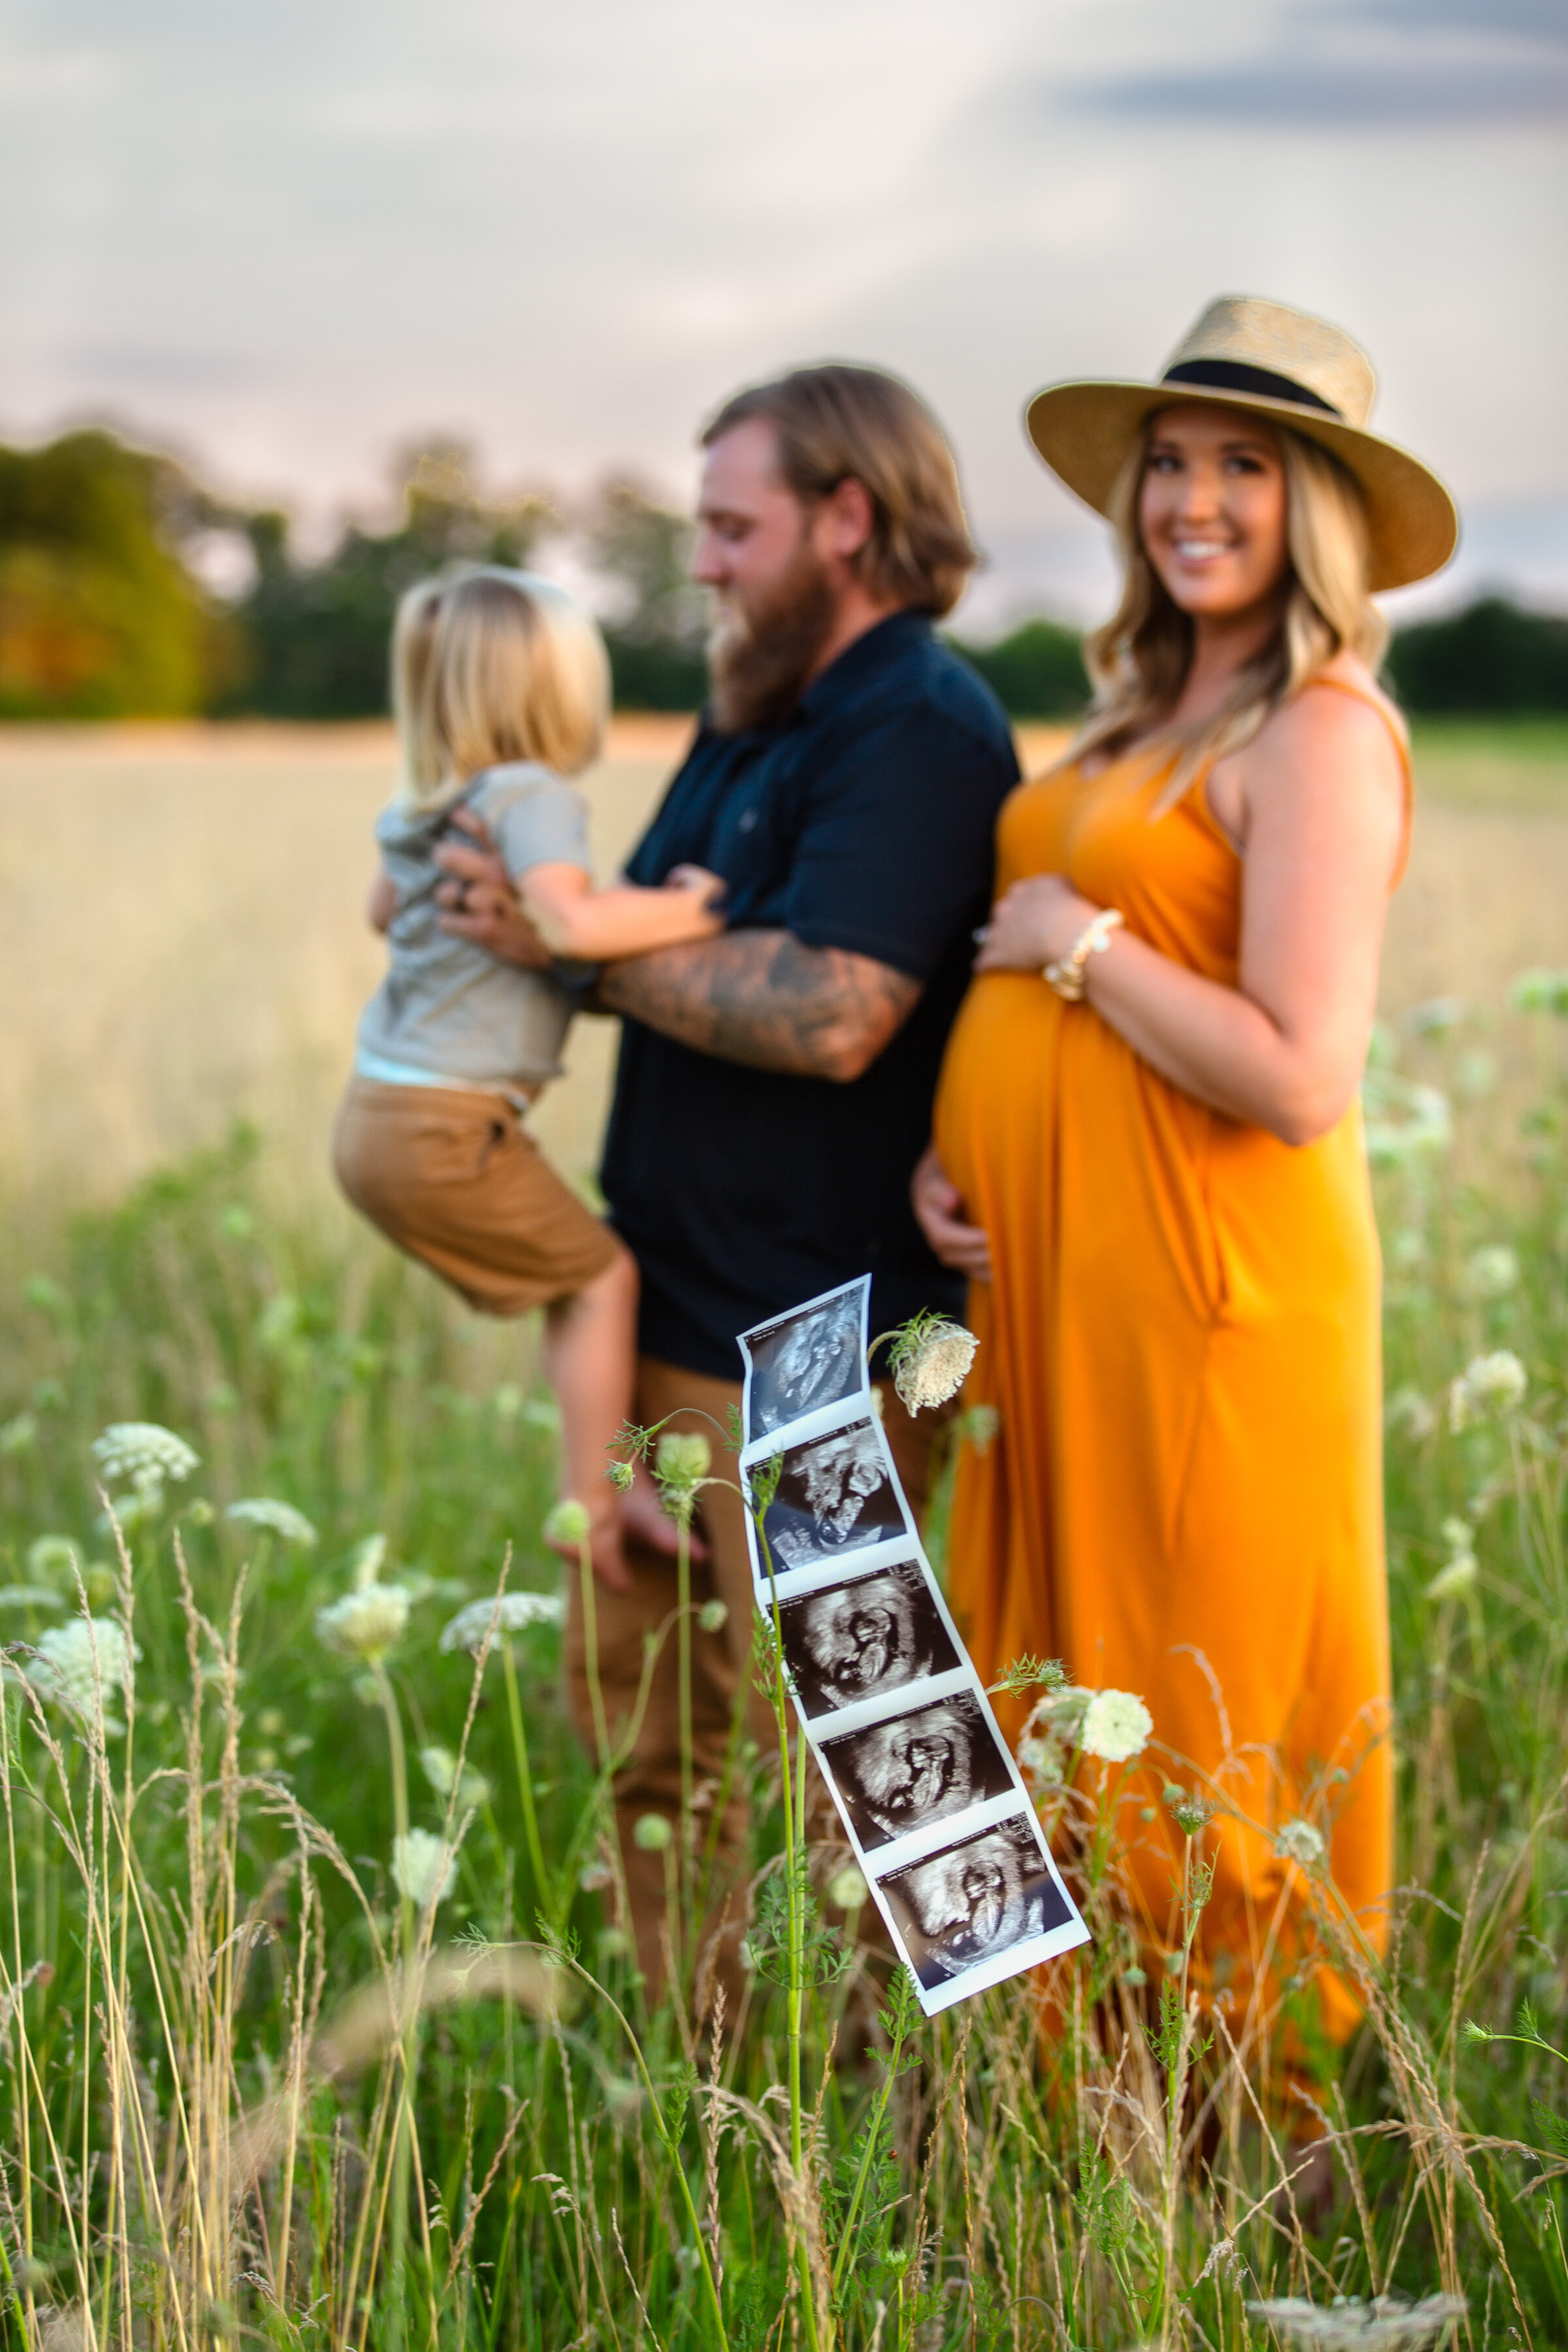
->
xmin=355 ymin=763 xmax=589 ymax=1091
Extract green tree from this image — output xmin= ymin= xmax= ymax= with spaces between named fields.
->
xmin=950 ymin=616 xmax=1088 ymax=719
xmin=0 ymin=430 xmax=218 ymax=718
xmin=586 ymin=476 xmax=708 ymax=711
xmin=1386 ymin=596 xmax=1568 ymax=714
xmin=223 ymin=442 xmax=553 ymax=719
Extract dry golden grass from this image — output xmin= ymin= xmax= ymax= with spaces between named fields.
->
xmin=1 ymin=714 xmax=1563 ymax=1234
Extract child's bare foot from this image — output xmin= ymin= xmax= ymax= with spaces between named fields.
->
xmin=619 ymin=1462 xmax=710 ymax=1563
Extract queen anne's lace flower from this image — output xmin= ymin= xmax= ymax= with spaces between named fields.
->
xmin=887 ymin=1316 xmax=979 ymax=1413
xmin=227 ymin=1498 xmax=318 ymax=1547
xmin=392 ymin=1828 xmax=457 ymax=1910
xmin=1275 ymin=1818 xmax=1326 ymax=1872
xmin=1465 ymin=1244 xmax=1519 ymax=1299
xmin=25 ymin=1618 xmax=140 ymax=1729
xmin=0 ymin=1586 xmax=65 ymax=1612
xmin=91 ymin=1424 xmax=199 ymax=1494
xmin=419 ymin=1744 xmax=490 ymax=1810
xmin=316 ymin=1583 xmax=410 ymax=1664
xmin=1448 ymin=1349 xmax=1527 ymax=1431
xmin=1244 ymin=2294 xmax=1465 ymax=2347
xmin=826 ymin=1865 xmax=868 ymax=1911
xmin=1079 ymin=1688 xmax=1152 ymax=1763
xmin=438 ymin=1592 xmax=566 ymax=1655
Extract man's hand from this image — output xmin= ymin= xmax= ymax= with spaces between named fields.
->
xmin=433 ymin=808 xmax=553 ymax=971
xmin=596 ymin=932 xmax=921 ymax=1083
xmin=911 ymin=1143 xmax=992 ymax=1281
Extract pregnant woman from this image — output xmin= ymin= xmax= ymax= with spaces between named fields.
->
xmin=915 ymin=297 xmax=1456 ymax=2063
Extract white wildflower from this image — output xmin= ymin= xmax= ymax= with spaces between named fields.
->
xmin=1448 ymin=1349 xmax=1527 ymax=1432
xmin=91 ymin=1423 xmax=199 ymax=1494
xmin=419 ymin=1744 xmax=490 ymax=1810
xmin=887 ymin=1315 xmax=979 ymax=1414
xmin=1079 ymin=1689 xmax=1152 ymax=1764
xmin=0 ymin=1586 xmax=65 ymax=1612
xmin=1362 ymin=1073 xmax=1452 ymax=1168
xmin=26 ymin=1535 xmax=78 ymax=1586
xmin=698 ymin=1598 xmax=728 ymax=1633
xmin=316 ymin=1582 xmax=410 ymax=1665
xmin=227 ymin=1498 xmax=318 ymax=1547
xmin=1465 ymin=1244 xmax=1519 ymax=1299
xmin=655 ymin=1431 xmax=711 ymax=1488
xmin=1424 ymin=1553 xmax=1477 ymax=1601
xmin=438 ymin=1592 xmax=565 ymax=1655
xmin=1383 ymin=1386 xmax=1436 ymax=1443
xmin=632 ymin=1813 xmax=673 ymax=1852
xmin=826 ymin=1864 xmax=868 ymax=1911
xmin=1245 ymin=2293 xmax=1466 ymax=2347
xmin=25 ymin=1618 xmax=140 ymax=1730
xmin=1275 ymin=1818 xmax=1326 ymax=1872
xmin=391 ymin=1828 xmax=457 ymax=1911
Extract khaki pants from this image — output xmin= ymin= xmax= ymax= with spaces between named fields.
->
xmin=564 ymin=1355 xmax=947 ymax=2003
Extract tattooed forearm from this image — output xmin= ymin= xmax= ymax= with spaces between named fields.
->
xmin=595 ymin=929 xmax=921 ymax=1081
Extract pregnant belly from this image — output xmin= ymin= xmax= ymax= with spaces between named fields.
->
xmin=933 ymin=972 xmax=1064 ymax=1213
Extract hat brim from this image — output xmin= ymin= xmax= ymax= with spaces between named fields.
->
xmin=1024 ymin=379 xmax=1458 ymax=594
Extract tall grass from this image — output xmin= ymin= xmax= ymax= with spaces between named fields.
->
xmin=0 ymin=981 xmax=1565 ymax=2349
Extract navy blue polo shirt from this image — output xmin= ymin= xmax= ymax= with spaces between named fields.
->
xmin=600 ymin=609 xmax=1019 ymax=1379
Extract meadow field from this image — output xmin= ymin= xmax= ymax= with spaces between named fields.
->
xmin=0 ymin=719 xmax=1565 ymax=2350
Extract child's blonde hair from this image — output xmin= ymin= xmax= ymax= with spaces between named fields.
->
xmin=393 ymin=567 xmax=610 ymax=806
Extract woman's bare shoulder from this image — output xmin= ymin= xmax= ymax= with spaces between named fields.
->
xmin=1251 ymin=657 xmax=1407 ymax=775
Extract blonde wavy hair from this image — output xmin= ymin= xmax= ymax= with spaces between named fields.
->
xmin=1068 ymin=414 xmax=1392 ymax=805
xmin=393 ymin=566 xmax=610 ymax=807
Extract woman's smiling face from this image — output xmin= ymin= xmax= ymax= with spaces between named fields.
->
xmin=1137 ymin=402 xmax=1290 ymax=623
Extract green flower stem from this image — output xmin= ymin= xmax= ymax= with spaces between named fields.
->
xmin=499 ymin=1635 xmax=550 ymax=1920
xmin=829 ymin=1984 xmax=911 ymax=2299
xmin=576 ymin=1535 xmax=611 ymax=1772
xmin=757 ymin=1508 xmax=825 ymax=2352
xmin=375 ymin=1661 xmax=416 ymax=2344
xmin=676 ymin=1511 xmax=694 ymax=1894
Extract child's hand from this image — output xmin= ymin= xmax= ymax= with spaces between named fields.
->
xmin=664 ymin=864 xmax=727 ymax=913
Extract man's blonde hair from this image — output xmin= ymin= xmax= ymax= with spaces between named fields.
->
xmin=1070 ymin=413 xmax=1394 ymax=804
xmin=393 ymin=567 xmax=610 ymax=805
xmin=700 ymin=364 xmax=977 ymax=617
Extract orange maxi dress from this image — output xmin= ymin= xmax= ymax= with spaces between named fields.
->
xmin=934 ymin=685 xmax=1402 ymax=2046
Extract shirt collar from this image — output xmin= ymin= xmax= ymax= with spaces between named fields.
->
xmin=794 ymin=607 xmax=930 ymax=722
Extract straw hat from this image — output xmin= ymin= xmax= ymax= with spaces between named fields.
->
xmin=1024 ymin=295 xmax=1458 ymax=593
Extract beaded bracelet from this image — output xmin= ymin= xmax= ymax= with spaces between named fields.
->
xmin=1043 ymin=907 xmax=1124 ymax=1002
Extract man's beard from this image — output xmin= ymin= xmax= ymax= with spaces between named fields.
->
xmin=706 ymin=535 xmax=840 ymax=735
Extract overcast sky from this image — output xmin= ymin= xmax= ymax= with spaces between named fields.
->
xmin=3 ymin=0 xmax=1565 ymax=627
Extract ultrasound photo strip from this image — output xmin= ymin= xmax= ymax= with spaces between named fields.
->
xmin=736 ymin=1281 xmax=1090 ymax=2015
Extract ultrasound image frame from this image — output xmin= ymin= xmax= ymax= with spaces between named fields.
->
xmin=817 ymin=1692 xmax=1015 ymax=1851
xmin=759 ymin=1416 xmax=909 ymax=1572
xmin=875 ymin=1814 xmax=1073 ymax=1992
xmin=776 ymin=1562 xmax=960 ymax=1720
xmin=743 ymin=1284 xmax=866 ymax=1446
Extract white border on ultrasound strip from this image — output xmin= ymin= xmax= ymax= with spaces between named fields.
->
xmin=742 ymin=1411 xmax=917 ymax=1586
xmin=868 ymin=1806 xmax=1090 ymax=2018
xmin=751 ymin=1552 xmax=969 ymax=1723
xmin=738 ymin=1275 xmax=870 ymax=1454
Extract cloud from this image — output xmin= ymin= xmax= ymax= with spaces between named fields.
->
xmin=1074 ymin=57 xmax=1568 ymax=123
xmin=1068 ymin=0 xmax=1568 ymax=125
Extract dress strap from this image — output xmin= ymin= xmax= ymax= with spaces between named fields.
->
xmin=1298 ymin=674 xmax=1414 ymax=889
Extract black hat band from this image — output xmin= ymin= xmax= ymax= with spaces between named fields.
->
xmin=1160 ymin=358 xmax=1343 ymax=419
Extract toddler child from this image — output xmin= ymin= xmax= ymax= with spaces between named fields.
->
xmin=333 ymin=566 xmax=723 ymax=1586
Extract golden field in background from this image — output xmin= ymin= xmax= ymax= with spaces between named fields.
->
xmin=1 ymin=715 xmax=1564 ymax=1235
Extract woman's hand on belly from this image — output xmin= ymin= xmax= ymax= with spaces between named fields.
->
xmin=911 ymin=1143 xmax=993 ymax=1281
xmin=973 ymin=874 xmax=1098 ymax=973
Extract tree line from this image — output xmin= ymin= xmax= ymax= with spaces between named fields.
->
xmin=1 ymin=425 xmax=1564 ymax=723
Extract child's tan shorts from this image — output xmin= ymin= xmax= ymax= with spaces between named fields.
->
xmin=332 ymin=1077 xmax=619 ymax=1316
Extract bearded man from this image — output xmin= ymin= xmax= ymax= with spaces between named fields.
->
xmin=440 ymin=365 xmax=1017 ymax=1995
